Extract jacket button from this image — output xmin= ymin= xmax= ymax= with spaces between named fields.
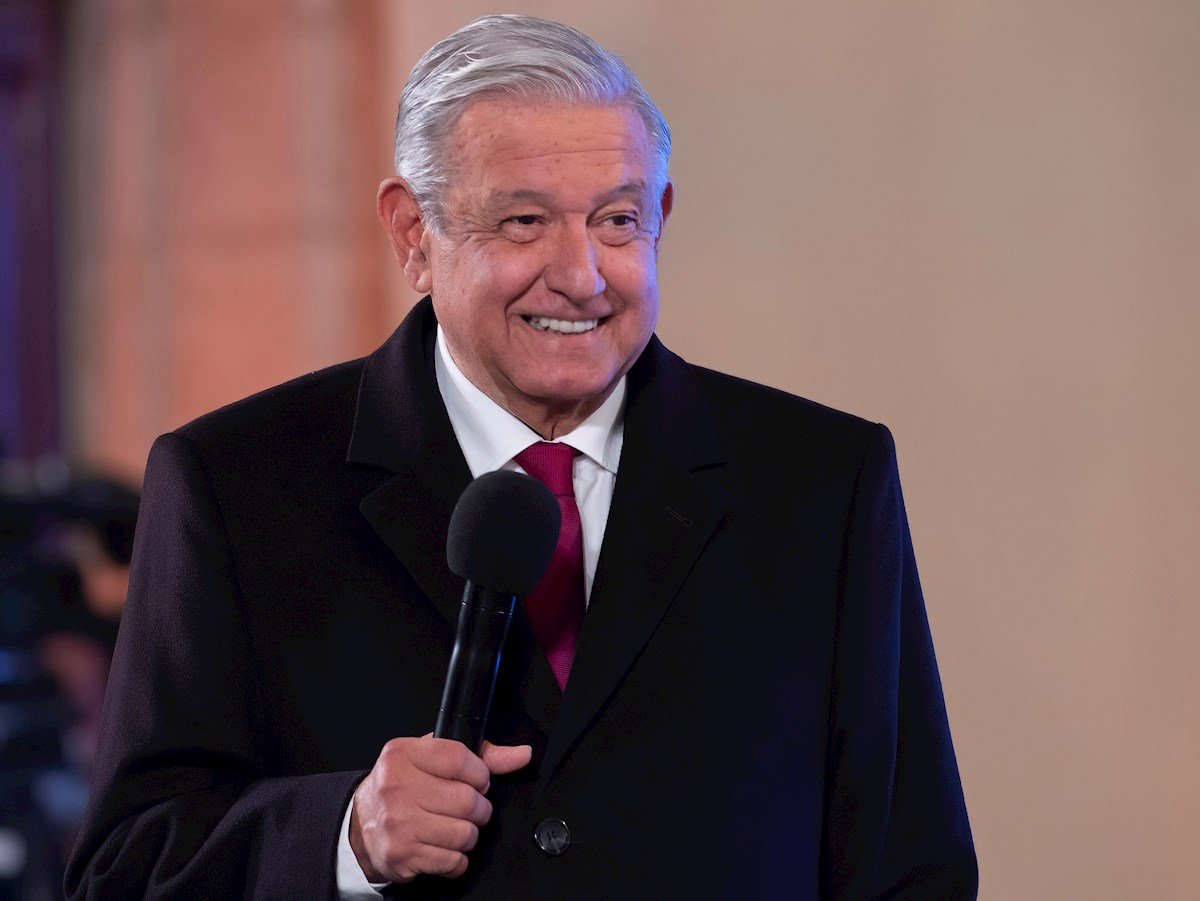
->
xmin=533 ymin=818 xmax=571 ymax=856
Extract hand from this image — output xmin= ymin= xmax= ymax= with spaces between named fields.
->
xmin=349 ymin=735 xmax=533 ymax=884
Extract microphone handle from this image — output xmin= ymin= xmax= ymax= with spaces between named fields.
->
xmin=434 ymin=583 xmax=517 ymax=753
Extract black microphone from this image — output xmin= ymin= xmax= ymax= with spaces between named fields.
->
xmin=435 ymin=470 xmax=560 ymax=752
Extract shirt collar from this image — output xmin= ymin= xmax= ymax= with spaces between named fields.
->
xmin=434 ymin=326 xmax=625 ymax=479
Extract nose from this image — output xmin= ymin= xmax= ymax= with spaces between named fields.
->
xmin=543 ymin=222 xmax=606 ymax=302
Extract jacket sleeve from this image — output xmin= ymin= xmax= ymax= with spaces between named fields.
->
xmin=65 ymin=432 xmax=364 ymax=900
xmin=821 ymin=424 xmax=979 ymax=900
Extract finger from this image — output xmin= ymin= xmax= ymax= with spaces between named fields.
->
xmin=421 ymin=779 xmax=493 ymax=826
xmin=415 ymin=813 xmax=480 ymax=853
xmin=410 ymin=737 xmax=491 ymax=790
xmin=481 ymin=742 xmax=533 ymax=776
xmin=405 ymin=844 xmax=469 ymax=880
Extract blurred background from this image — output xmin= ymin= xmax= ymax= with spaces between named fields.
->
xmin=2 ymin=0 xmax=1197 ymax=897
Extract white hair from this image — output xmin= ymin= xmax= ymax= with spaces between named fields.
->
xmin=394 ymin=14 xmax=672 ymax=232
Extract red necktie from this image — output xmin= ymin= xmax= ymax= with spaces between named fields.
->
xmin=514 ymin=441 xmax=585 ymax=691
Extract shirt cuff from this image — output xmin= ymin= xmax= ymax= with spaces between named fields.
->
xmin=336 ymin=793 xmax=391 ymax=899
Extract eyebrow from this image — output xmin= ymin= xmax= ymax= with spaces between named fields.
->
xmin=595 ymin=180 xmax=650 ymax=205
xmin=486 ymin=188 xmax=554 ymax=208
xmin=485 ymin=181 xmax=650 ymax=210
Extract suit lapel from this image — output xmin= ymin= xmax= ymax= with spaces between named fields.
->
xmin=539 ymin=338 xmax=728 ymax=781
xmin=358 ymin=464 xmax=465 ymax=630
xmin=349 ymin=299 xmax=471 ymax=629
xmin=348 ymin=298 xmax=559 ymax=737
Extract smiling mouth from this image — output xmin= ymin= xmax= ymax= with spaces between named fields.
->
xmin=521 ymin=315 xmax=601 ymax=335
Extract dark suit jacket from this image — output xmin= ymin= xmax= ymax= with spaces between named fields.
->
xmin=66 ymin=298 xmax=976 ymax=899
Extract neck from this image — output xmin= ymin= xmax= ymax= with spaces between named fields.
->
xmin=440 ymin=332 xmax=618 ymax=441
xmin=509 ymin=395 xmax=608 ymax=441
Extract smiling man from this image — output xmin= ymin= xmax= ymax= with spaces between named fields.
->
xmin=382 ymin=98 xmax=670 ymax=439
xmin=67 ymin=15 xmax=976 ymax=900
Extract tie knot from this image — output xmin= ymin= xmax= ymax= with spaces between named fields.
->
xmin=515 ymin=442 xmax=578 ymax=496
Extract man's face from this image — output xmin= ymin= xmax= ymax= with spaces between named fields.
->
xmin=410 ymin=99 xmax=671 ymax=433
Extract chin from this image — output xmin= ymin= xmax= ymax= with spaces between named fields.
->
xmin=518 ymin=368 xmax=619 ymax=408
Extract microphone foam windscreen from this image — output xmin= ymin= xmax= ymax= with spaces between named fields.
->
xmin=446 ymin=470 xmax=561 ymax=596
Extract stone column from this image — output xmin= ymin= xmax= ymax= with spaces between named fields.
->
xmin=63 ymin=0 xmax=402 ymax=480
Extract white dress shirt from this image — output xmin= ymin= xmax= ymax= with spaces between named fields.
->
xmin=337 ymin=326 xmax=626 ymax=898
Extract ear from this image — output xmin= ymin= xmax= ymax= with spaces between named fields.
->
xmin=377 ymin=177 xmax=433 ymax=294
xmin=654 ymin=181 xmax=674 ymax=249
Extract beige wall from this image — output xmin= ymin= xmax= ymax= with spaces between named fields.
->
xmin=68 ymin=2 xmax=1200 ymax=898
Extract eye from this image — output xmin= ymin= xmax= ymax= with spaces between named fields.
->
xmin=499 ymin=214 xmax=546 ymax=242
xmin=596 ymin=212 xmax=641 ymax=245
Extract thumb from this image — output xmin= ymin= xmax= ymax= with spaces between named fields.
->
xmin=481 ymin=741 xmax=533 ymax=776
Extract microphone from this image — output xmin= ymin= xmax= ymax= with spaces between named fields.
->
xmin=435 ymin=470 xmax=561 ymax=752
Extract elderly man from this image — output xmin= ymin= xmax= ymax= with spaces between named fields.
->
xmin=67 ymin=15 xmax=976 ymax=900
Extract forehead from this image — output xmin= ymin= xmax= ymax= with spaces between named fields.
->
xmin=445 ymin=99 xmax=654 ymax=205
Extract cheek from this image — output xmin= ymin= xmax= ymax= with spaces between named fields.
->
xmin=476 ymin=244 xmax=545 ymax=293
xmin=606 ymin=248 xmax=659 ymax=309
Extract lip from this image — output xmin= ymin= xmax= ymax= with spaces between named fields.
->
xmin=516 ymin=314 xmax=609 ymax=328
xmin=518 ymin=313 xmax=610 ymax=336
xmin=516 ymin=312 xmax=612 ymax=323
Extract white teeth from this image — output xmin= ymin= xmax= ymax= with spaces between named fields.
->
xmin=524 ymin=316 xmax=599 ymax=334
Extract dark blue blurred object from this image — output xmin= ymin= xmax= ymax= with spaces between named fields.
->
xmin=0 ymin=468 xmax=138 ymax=899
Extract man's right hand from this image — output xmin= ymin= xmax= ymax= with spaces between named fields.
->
xmin=348 ymin=735 xmax=533 ymax=884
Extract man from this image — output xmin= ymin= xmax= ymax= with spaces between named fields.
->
xmin=67 ymin=15 xmax=976 ymax=900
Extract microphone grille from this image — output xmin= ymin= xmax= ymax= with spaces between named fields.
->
xmin=446 ymin=470 xmax=561 ymax=595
